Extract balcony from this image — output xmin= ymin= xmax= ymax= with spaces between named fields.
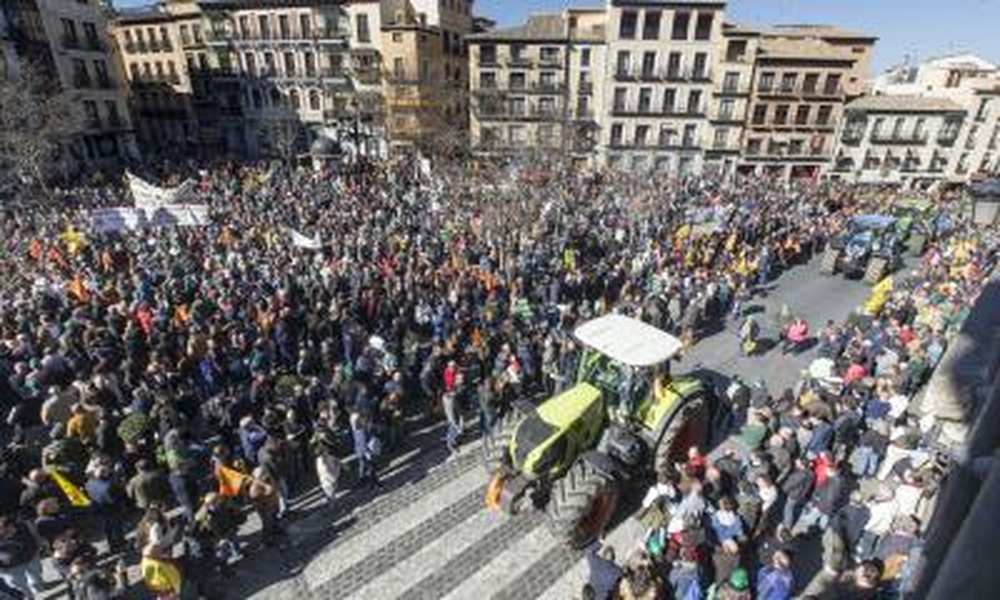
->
xmin=479 ymin=55 xmax=499 ymax=67
xmin=614 ymin=68 xmax=637 ymax=81
xmin=539 ymin=54 xmax=561 ymax=67
xmin=578 ymin=81 xmax=594 ymax=95
xmin=870 ymin=132 xmax=929 ymax=145
xmin=804 ymin=85 xmax=845 ymax=99
xmin=74 ymin=73 xmax=92 ymax=88
xmin=85 ymin=37 xmax=105 ymax=52
xmin=507 ymin=56 xmax=533 ymax=68
xmin=96 ymin=76 xmax=115 ymax=89
xmin=527 ymin=81 xmax=564 ymax=94
xmin=62 ymin=35 xmax=81 ymax=50
xmin=719 ymin=83 xmax=747 ymax=95
xmin=690 ymin=68 xmax=711 ymax=82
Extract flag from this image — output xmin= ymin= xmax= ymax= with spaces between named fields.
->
xmin=140 ymin=556 xmax=183 ymax=594
xmin=67 ymin=276 xmax=90 ymax=304
xmin=215 ymin=465 xmax=249 ymax=498
xmin=173 ymin=304 xmax=190 ymax=326
xmin=48 ymin=469 xmax=90 ymax=507
xmin=28 ymin=239 xmax=43 ymax=262
xmin=288 ymin=227 xmax=322 ymax=250
xmin=58 ymin=229 xmax=86 ymax=255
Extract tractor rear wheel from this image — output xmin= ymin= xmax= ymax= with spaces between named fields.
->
xmin=863 ymin=257 xmax=888 ymax=285
xmin=654 ymin=395 xmax=710 ymax=476
xmin=546 ymin=459 xmax=619 ymax=549
xmin=819 ymin=247 xmax=839 ymax=275
xmin=484 ymin=408 xmax=522 ymax=475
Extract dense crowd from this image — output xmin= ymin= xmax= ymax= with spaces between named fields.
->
xmin=0 ymin=159 xmax=991 ymax=600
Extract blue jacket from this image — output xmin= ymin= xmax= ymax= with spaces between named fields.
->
xmin=756 ymin=566 xmax=793 ymax=600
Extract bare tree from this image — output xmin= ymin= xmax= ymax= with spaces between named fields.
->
xmin=0 ymin=62 xmax=85 ymax=204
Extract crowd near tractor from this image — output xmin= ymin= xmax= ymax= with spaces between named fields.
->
xmin=820 ymin=214 xmax=902 ymax=284
xmin=484 ymin=315 xmax=715 ymax=548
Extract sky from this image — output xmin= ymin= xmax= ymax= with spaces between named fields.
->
xmin=115 ymin=0 xmax=1000 ymax=73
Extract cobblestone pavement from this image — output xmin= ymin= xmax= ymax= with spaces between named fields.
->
xmin=224 ymin=258 xmax=873 ymax=600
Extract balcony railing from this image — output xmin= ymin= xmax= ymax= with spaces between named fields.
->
xmin=870 ymin=132 xmax=929 ymax=145
xmin=97 ymin=76 xmax=115 ymax=89
xmin=578 ymin=81 xmax=593 ymax=95
xmin=507 ymin=56 xmax=533 ymax=68
xmin=538 ymin=54 xmax=561 ymax=66
xmin=937 ymin=132 xmax=960 ymax=147
xmin=63 ymin=35 xmax=81 ymax=50
xmin=74 ymin=73 xmax=91 ymax=88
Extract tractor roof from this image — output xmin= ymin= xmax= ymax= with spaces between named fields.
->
xmin=573 ymin=314 xmax=682 ymax=367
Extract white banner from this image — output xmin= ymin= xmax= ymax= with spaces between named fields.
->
xmin=288 ymin=227 xmax=322 ymax=250
xmin=89 ymin=204 xmax=209 ymax=232
xmin=127 ymin=171 xmax=197 ymax=209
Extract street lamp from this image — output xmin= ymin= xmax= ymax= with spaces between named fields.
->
xmin=967 ymin=178 xmax=1000 ymax=226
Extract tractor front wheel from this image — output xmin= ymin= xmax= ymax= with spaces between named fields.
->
xmin=546 ymin=459 xmax=619 ymax=549
xmin=654 ymin=396 xmax=710 ymax=476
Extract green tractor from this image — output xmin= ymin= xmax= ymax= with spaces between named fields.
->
xmin=484 ymin=314 xmax=715 ymax=548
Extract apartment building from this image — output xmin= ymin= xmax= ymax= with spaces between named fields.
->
xmin=379 ymin=0 xmax=472 ymax=151
xmin=871 ymin=54 xmax=1000 ymax=181
xmin=2 ymin=0 xmax=137 ymax=174
xmin=566 ymin=8 xmax=607 ymax=162
xmin=468 ymin=14 xmax=572 ymax=156
xmin=739 ymin=26 xmax=876 ymax=179
xmin=705 ymin=22 xmax=758 ymax=175
xmin=111 ymin=1 xmax=204 ymax=156
xmin=831 ymin=96 xmax=966 ymax=187
xmin=603 ymin=0 xmax=725 ymax=175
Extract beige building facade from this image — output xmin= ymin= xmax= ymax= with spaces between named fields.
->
xmin=2 ymin=0 xmax=137 ymax=174
xmin=738 ymin=26 xmax=876 ymax=179
xmin=830 ymin=96 xmax=966 ymax=187
xmin=705 ymin=22 xmax=758 ymax=176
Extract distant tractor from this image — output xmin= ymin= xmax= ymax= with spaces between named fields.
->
xmin=820 ymin=215 xmax=901 ymax=284
xmin=484 ymin=315 xmax=715 ymax=548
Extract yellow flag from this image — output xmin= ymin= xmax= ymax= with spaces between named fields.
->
xmin=58 ymin=229 xmax=87 ymax=256
xmin=48 ymin=469 xmax=90 ymax=508
xmin=141 ymin=556 xmax=183 ymax=594
xmin=216 ymin=464 xmax=248 ymax=498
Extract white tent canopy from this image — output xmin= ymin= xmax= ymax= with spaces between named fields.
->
xmin=573 ymin=314 xmax=682 ymax=367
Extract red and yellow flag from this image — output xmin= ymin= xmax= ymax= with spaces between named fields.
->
xmin=215 ymin=465 xmax=248 ymax=498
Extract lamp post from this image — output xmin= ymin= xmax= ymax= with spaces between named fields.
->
xmin=968 ymin=178 xmax=1000 ymax=227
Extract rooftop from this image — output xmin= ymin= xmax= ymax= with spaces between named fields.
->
xmin=764 ymin=23 xmax=877 ymax=41
xmin=113 ymin=5 xmax=174 ymax=24
xmin=468 ymin=14 xmax=566 ymax=42
xmin=847 ymin=95 xmax=965 ymax=113
xmin=758 ymin=37 xmax=858 ymax=62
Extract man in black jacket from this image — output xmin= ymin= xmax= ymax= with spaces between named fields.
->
xmin=778 ymin=456 xmax=815 ymax=540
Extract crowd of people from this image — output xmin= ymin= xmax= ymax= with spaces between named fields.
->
xmin=583 ymin=209 xmax=995 ymax=598
xmin=0 ymin=157 xmax=991 ymax=600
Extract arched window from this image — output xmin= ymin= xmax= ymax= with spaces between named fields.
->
xmin=309 ymin=89 xmax=320 ymax=110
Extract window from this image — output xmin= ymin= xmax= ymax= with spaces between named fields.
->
xmin=976 ymin=98 xmax=992 ymax=121
xmin=167 ymin=61 xmax=177 ymax=81
xmin=258 ymin=15 xmax=270 ymax=39
xmin=619 ymin=11 xmax=637 ymax=39
xmin=540 ymin=47 xmax=560 ymax=64
xmin=480 ymin=44 xmax=497 ymax=65
xmin=610 ymin=123 xmax=624 ymax=146
xmin=180 ymin=25 xmax=191 ymax=45
xmin=638 ymin=88 xmax=652 ymax=113
xmin=642 ymin=11 xmax=661 ymax=40
xmin=142 ymin=62 xmax=152 ymax=79
xmin=788 ymin=140 xmax=803 ymax=156
xmin=872 ymin=117 xmax=885 ymax=139
xmin=301 ymin=14 xmax=312 ymax=38
xmin=393 ymin=57 xmax=404 ymax=79
xmin=93 ymin=60 xmax=110 ymax=87
xmin=723 ymin=72 xmax=739 ymax=93
xmin=539 ymin=97 xmax=555 ymax=116
xmin=309 ymin=89 xmax=320 ymax=110
xmin=802 ymin=73 xmax=819 ymax=94
xmin=479 ymin=71 xmax=496 ymax=89
xmin=891 ymin=117 xmax=904 ymax=139
xmin=613 ymin=87 xmax=627 ymax=112
xmin=780 ymin=73 xmax=797 ymax=93
xmin=252 ymin=88 xmax=263 ymax=109
xmin=159 ymin=26 xmax=169 ymax=48
xmin=539 ymin=71 xmax=557 ymax=90
xmin=658 ymin=125 xmax=675 ymax=147
xmin=245 ymin=53 xmax=257 ymax=77
xmin=725 ymin=40 xmax=747 ymax=63
xmin=759 ymin=72 xmax=774 ymax=92
xmin=197 ymin=52 xmax=208 ymax=70
xmin=270 ymin=87 xmax=282 ymax=106
xmin=83 ymin=22 xmax=99 ymax=49
xmin=510 ymin=44 xmax=526 ymax=62
xmin=192 ymin=23 xmax=201 ymax=43
xmin=105 ymin=101 xmax=121 ymax=127
xmin=129 ymin=63 xmax=139 ymax=80
xmin=290 ymin=88 xmax=300 ymax=109
xmin=641 ymin=52 xmax=656 ymax=79
xmin=663 ymin=88 xmax=677 ymax=113
xmin=694 ymin=12 xmax=714 ymax=40
xmin=509 ymin=72 xmax=526 ymax=90
xmin=537 ymin=124 xmax=555 ymax=145
xmin=279 ymin=14 xmax=290 ymax=39
xmin=671 ymin=12 xmax=690 ymax=41
xmin=239 ymin=16 xmax=250 ymax=39
xmin=284 ymin=52 xmax=296 ymax=76
xmin=795 ymin=105 xmax=810 ymax=125
xmin=692 ymin=53 xmax=707 ymax=79
xmin=817 ymin=105 xmax=833 ymax=126
xmin=155 ymin=61 xmax=164 ymax=79
xmin=747 ymin=139 xmax=762 ymax=155
xmin=752 ymin=104 xmax=767 ymax=125
xmin=914 ymin=117 xmax=926 ymax=139
xmin=264 ymin=52 xmax=276 ymax=76
xmin=682 ymin=123 xmax=697 ymax=147
xmin=509 ymin=98 xmax=525 ymax=117
xmin=635 ymin=125 xmax=650 ymax=147
xmin=356 ymin=14 xmax=370 ymax=43
xmin=72 ymin=58 xmax=89 ymax=87
xmin=687 ymin=90 xmax=702 ymax=114
xmin=580 ymin=48 xmax=591 ymax=68
xmin=420 ymin=59 xmax=429 ymax=82
xmin=713 ymin=128 xmax=728 ymax=148
xmin=616 ymin=51 xmax=631 ymax=76
xmin=667 ymin=52 xmax=681 ymax=79
xmin=718 ymin=98 xmax=735 ymax=120
xmin=824 ymin=73 xmax=841 ymax=95
xmin=774 ymin=104 xmax=789 ymax=125
xmin=83 ymin=100 xmax=99 ymax=127
xmin=62 ymin=18 xmax=79 ymax=46
xmin=304 ymin=52 xmax=315 ymax=77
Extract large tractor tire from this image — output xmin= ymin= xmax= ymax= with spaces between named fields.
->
xmin=546 ymin=459 xmax=619 ymax=549
xmin=653 ymin=395 xmax=711 ymax=476
xmin=863 ymin=257 xmax=888 ymax=285
xmin=819 ymin=247 xmax=839 ymax=275
xmin=484 ymin=409 xmax=522 ymax=475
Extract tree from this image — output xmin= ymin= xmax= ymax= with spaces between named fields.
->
xmin=0 ymin=62 xmax=85 ymax=205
